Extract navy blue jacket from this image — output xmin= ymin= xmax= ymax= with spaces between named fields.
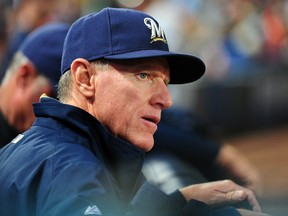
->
xmin=0 ymin=97 xmax=240 ymax=216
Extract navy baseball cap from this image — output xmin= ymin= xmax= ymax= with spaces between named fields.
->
xmin=61 ymin=7 xmax=205 ymax=84
xmin=20 ymin=22 xmax=70 ymax=93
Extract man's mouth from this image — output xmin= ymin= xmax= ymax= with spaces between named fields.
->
xmin=142 ymin=116 xmax=160 ymax=125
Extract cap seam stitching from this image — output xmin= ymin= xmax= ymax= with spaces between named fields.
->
xmin=107 ymin=8 xmax=113 ymax=54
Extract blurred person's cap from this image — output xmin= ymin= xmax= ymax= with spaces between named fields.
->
xmin=61 ymin=7 xmax=205 ymax=84
xmin=20 ymin=22 xmax=70 ymax=93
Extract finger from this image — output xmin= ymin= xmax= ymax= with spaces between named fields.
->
xmin=226 ymin=190 xmax=261 ymax=212
xmin=245 ymin=191 xmax=261 ymax=212
xmin=226 ymin=190 xmax=246 ymax=202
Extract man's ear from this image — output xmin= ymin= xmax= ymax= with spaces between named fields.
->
xmin=15 ymin=62 xmax=37 ymax=90
xmin=70 ymin=58 xmax=95 ymax=98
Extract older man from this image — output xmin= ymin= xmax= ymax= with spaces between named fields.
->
xmin=0 ymin=22 xmax=69 ymax=147
xmin=0 ymin=8 xmax=268 ymax=216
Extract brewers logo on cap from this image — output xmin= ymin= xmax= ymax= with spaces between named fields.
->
xmin=144 ymin=18 xmax=167 ymax=44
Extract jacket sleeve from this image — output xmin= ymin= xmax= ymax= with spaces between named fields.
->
xmin=35 ymin=143 xmax=238 ymax=216
xmin=38 ymin=164 xmax=240 ymax=216
xmin=130 ymin=182 xmax=241 ymax=216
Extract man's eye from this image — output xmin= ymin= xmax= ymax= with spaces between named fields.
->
xmin=138 ymin=73 xmax=148 ymax=79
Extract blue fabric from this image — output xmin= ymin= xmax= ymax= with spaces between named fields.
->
xmin=153 ymin=119 xmax=220 ymax=166
xmin=0 ymin=31 xmax=28 ymax=82
xmin=20 ymin=23 xmax=70 ymax=92
xmin=0 ymin=97 xmax=144 ymax=215
xmin=0 ymin=97 xmax=240 ymax=216
xmin=61 ymin=7 xmax=205 ymax=84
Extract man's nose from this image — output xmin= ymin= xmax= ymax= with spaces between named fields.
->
xmin=151 ymin=82 xmax=173 ymax=110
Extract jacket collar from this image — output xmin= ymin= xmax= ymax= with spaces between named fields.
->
xmin=33 ymin=96 xmax=146 ymax=200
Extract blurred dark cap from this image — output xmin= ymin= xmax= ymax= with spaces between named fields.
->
xmin=19 ymin=22 xmax=70 ymax=93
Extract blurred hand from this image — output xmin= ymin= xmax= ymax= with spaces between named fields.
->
xmin=179 ymin=179 xmax=261 ymax=212
xmin=237 ymin=208 xmax=271 ymax=216
xmin=216 ymin=144 xmax=263 ymax=196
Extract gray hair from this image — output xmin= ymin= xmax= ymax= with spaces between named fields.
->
xmin=1 ymin=51 xmax=29 ymax=85
xmin=57 ymin=59 xmax=109 ymax=102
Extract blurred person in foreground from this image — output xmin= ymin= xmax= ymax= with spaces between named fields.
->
xmin=0 ymin=22 xmax=69 ymax=147
xmin=0 ymin=7 xmax=269 ymax=216
xmin=143 ymin=109 xmax=263 ymax=196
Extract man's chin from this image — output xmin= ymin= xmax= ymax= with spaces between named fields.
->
xmin=135 ymin=136 xmax=154 ymax=152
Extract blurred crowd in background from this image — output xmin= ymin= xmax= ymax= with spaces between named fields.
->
xmin=1 ymin=0 xmax=288 ymax=136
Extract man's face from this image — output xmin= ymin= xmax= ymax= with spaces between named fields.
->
xmin=93 ymin=58 xmax=172 ymax=151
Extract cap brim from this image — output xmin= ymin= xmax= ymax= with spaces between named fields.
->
xmin=104 ymin=50 xmax=205 ymax=84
